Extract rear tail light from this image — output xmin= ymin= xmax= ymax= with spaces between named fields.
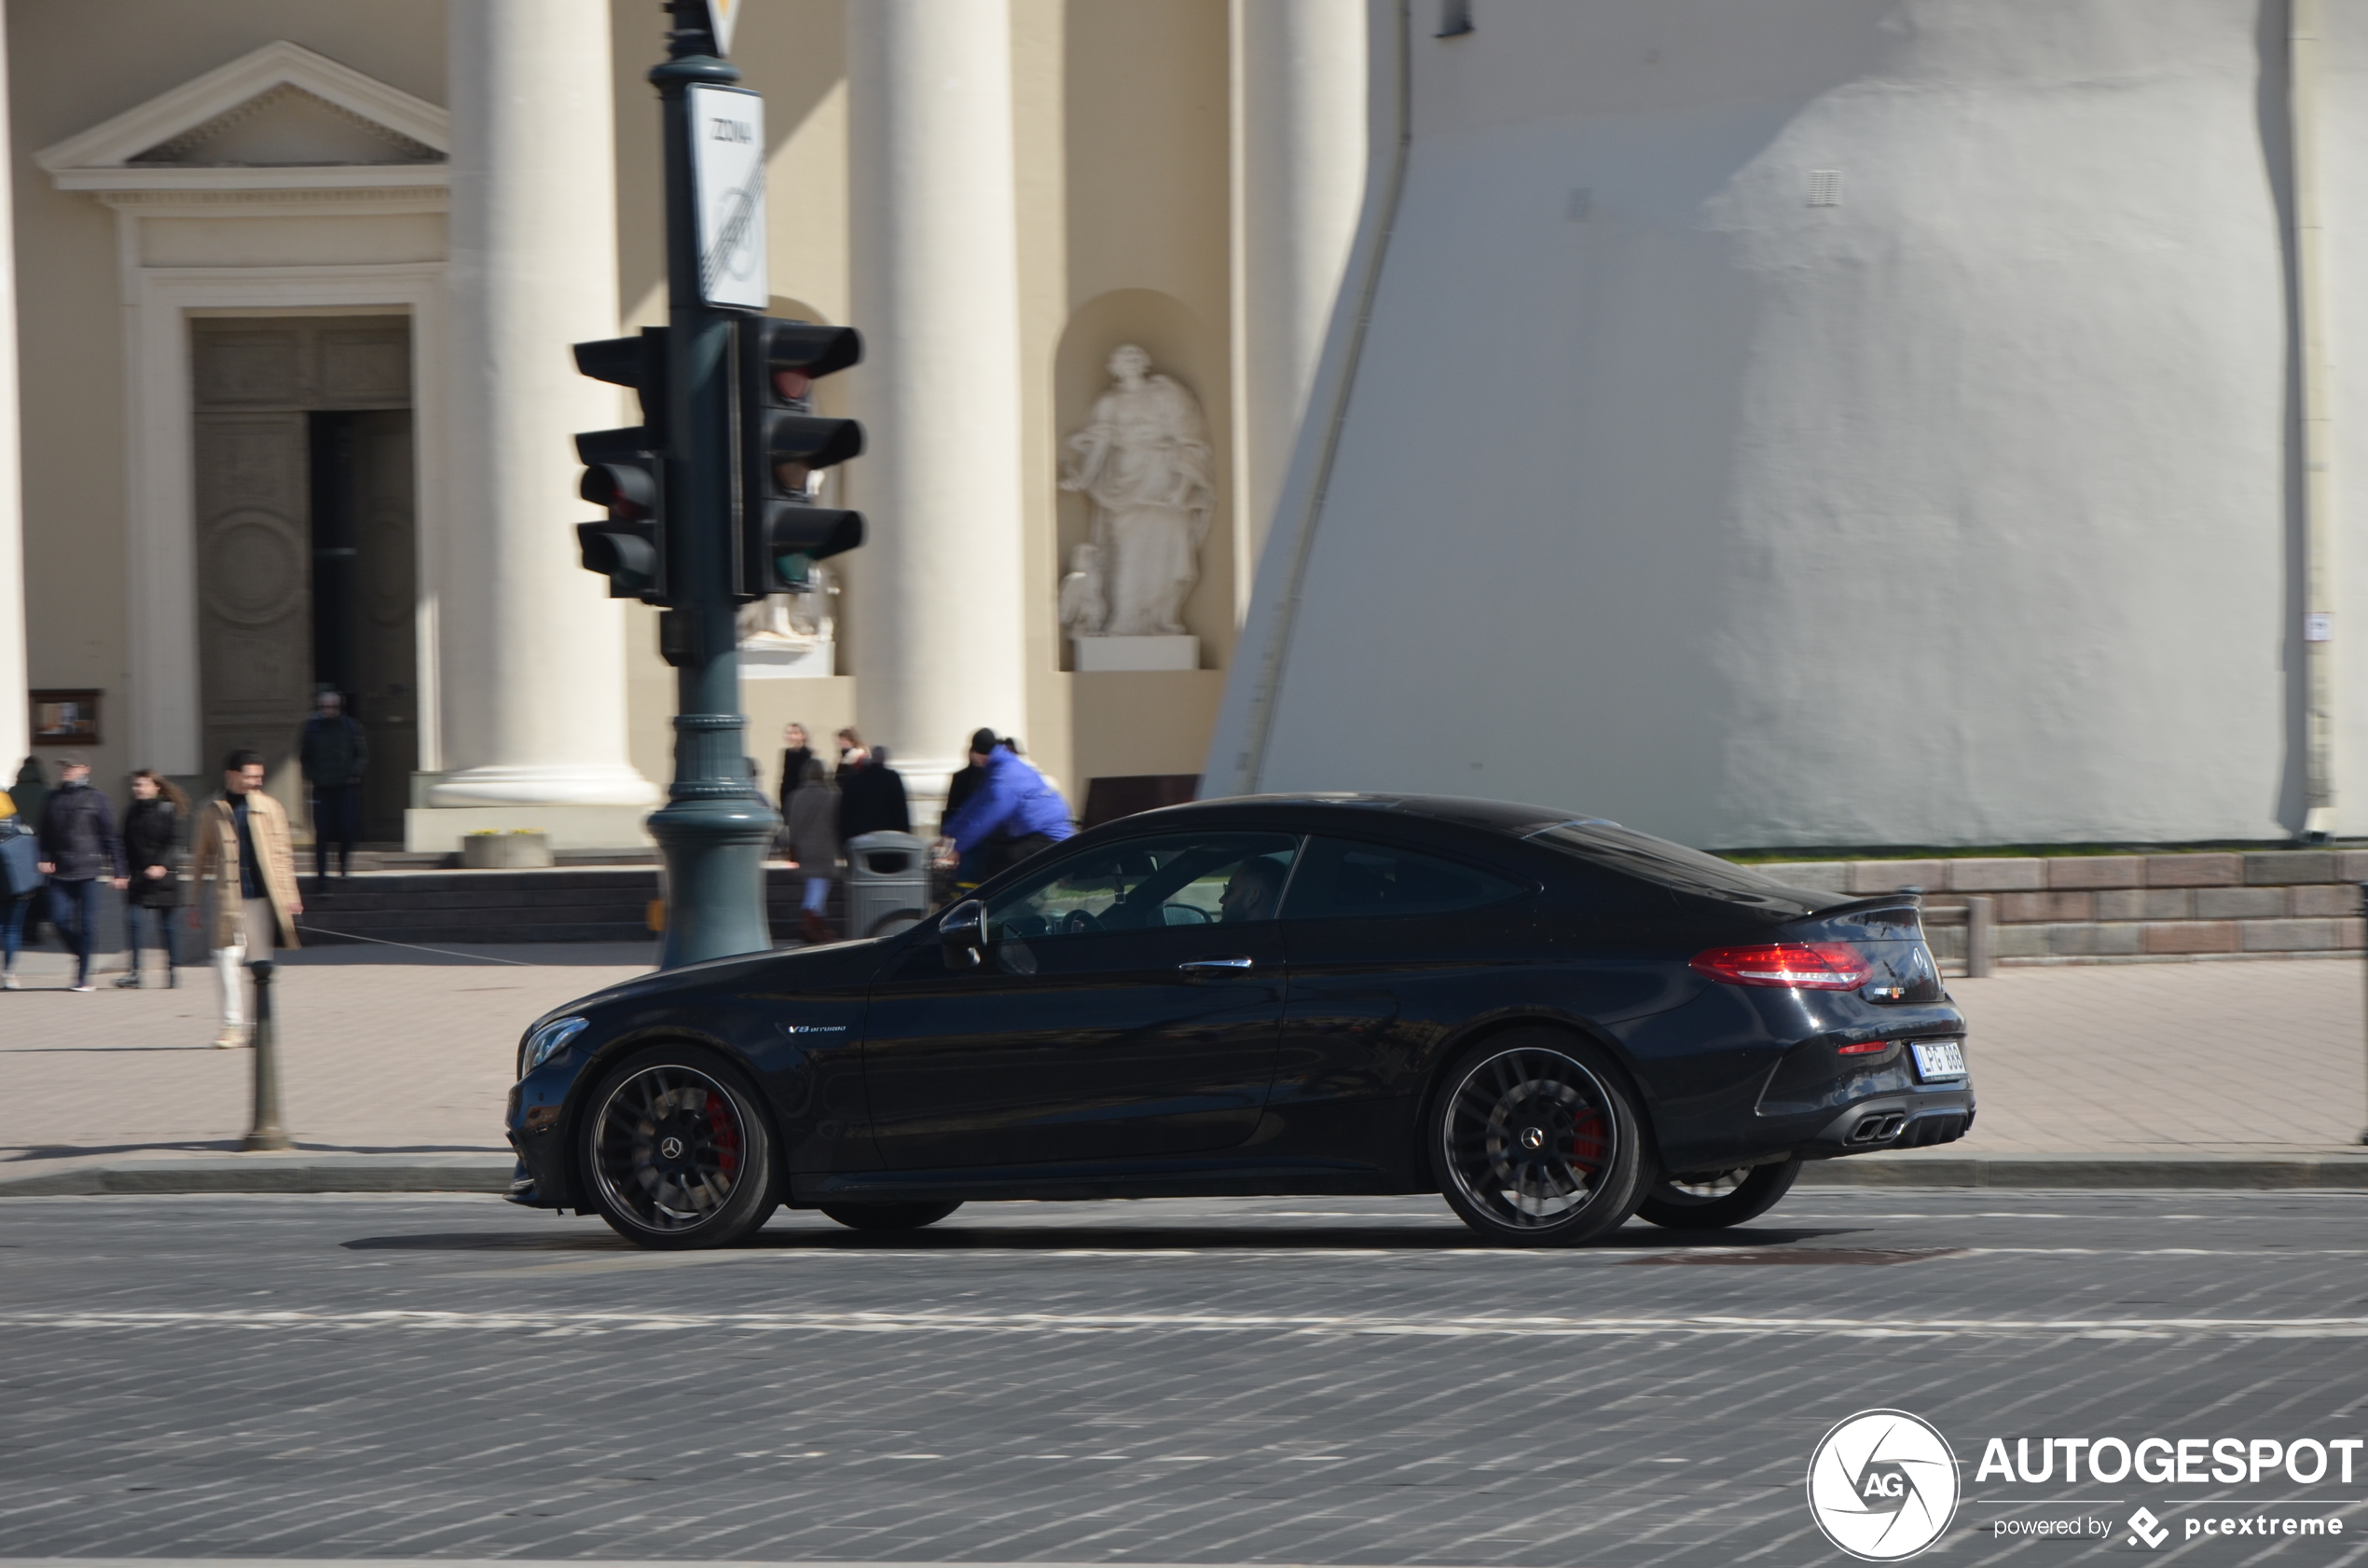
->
xmin=1689 ymin=942 xmax=1872 ymax=990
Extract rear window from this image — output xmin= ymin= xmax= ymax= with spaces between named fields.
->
xmin=1285 ymin=837 xmax=1526 ymax=920
xmin=1523 ymin=822 xmax=1832 ymax=913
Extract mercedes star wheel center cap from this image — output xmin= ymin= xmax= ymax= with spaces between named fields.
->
xmin=1519 ymin=1126 xmax=1547 ymax=1151
xmin=659 ymin=1135 xmax=685 ymax=1162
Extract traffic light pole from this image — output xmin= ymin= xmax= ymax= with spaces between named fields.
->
xmin=648 ymin=21 xmax=778 ymax=967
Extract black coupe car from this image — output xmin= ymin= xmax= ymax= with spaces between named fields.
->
xmin=505 ymin=794 xmax=1973 ymax=1249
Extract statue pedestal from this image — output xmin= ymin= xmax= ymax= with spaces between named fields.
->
xmin=1073 ymin=634 xmax=1198 ymax=672
xmin=740 ymin=640 xmax=836 ymax=679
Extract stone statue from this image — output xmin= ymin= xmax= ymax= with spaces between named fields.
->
xmin=1060 ymin=345 xmax=1215 ymax=637
xmin=737 ymin=560 xmax=837 ymax=649
xmin=1057 ymin=543 xmax=1108 ymax=639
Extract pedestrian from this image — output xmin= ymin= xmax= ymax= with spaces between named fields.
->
xmin=936 ymin=735 xmax=1075 ymax=880
xmin=0 ymin=779 xmax=40 ymax=990
xmin=10 ymin=756 xmax=48 ymax=834
xmin=34 ymin=753 xmax=129 ymax=993
xmin=834 ymin=728 xmax=911 ymax=844
xmin=777 ymin=722 xmax=814 ymax=813
xmin=943 ymin=727 xmax=993 ymax=823
xmin=187 ymin=750 xmax=302 ymax=1049
xmin=781 ymin=754 xmax=841 ymax=945
xmin=298 ymin=689 xmax=367 ymax=880
xmin=118 ymin=769 xmax=187 ymax=989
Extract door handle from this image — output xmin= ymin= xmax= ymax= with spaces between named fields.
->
xmin=1179 ymin=956 xmax=1256 ymax=971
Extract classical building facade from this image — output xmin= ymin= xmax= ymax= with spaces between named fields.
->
xmin=0 ymin=0 xmax=1365 ymax=846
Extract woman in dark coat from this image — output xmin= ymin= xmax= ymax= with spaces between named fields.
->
xmin=118 ymin=769 xmax=187 ymax=988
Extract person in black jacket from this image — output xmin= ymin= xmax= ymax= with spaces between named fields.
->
xmin=117 ymin=769 xmax=187 ymax=989
xmin=298 ymin=691 xmax=367 ymax=880
xmin=35 ymin=755 xmax=127 ymax=992
xmin=833 ymin=728 xmax=911 ymax=845
xmin=776 ymin=722 xmax=814 ymax=814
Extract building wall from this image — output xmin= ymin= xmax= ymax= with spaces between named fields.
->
xmin=7 ymin=0 xmax=447 ymax=797
xmin=1219 ymin=0 xmax=2341 ymax=849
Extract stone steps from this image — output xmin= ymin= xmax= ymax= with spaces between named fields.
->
xmin=1757 ymin=850 xmax=2368 ymax=965
xmin=295 ymin=866 xmax=837 ymax=946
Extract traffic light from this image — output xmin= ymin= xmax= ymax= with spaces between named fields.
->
xmin=737 ymin=317 xmax=864 ymax=597
xmin=573 ymin=329 xmax=668 ymax=602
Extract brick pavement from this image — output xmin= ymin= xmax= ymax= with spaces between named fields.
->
xmin=4 ymin=1191 xmax=2368 ymax=1564
xmin=3 ymin=947 xmax=2365 ymax=1173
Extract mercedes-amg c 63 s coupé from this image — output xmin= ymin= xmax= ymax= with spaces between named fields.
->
xmin=504 ymin=794 xmax=1973 ymax=1248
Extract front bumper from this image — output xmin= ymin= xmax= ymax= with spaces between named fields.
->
xmin=503 ymin=1074 xmax=577 ymax=1208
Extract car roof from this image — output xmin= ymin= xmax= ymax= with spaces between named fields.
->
xmin=1113 ymin=792 xmax=1578 ymax=837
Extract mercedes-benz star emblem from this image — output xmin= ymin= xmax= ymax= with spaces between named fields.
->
xmin=1519 ymin=1126 xmax=1546 ymax=1150
xmin=658 ymin=1135 xmax=685 ymax=1162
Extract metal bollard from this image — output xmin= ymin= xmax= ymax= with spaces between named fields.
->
xmin=242 ymin=959 xmax=292 ymax=1152
xmin=2359 ymin=884 xmax=2368 ymax=1147
xmin=1963 ymin=895 xmax=1996 ymax=980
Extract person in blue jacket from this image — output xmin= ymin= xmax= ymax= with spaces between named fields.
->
xmin=935 ymin=732 xmax=1074 ymax=879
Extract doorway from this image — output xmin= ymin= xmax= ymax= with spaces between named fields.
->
xmin=191 ymin=317 xmax=416 ymax=842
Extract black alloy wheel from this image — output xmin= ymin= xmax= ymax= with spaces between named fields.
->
xmin=1432 ymin=1030 xmax=1645 ymax=1246
xmin=1636 ymin=1157 xmax=1803 ymax=1231
xmin=580 ymin=1046 xmax=779 ymax=1249
xmin=818 ymin=1201 xmax=964 ymax=1231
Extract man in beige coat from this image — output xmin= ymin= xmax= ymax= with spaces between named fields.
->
xmin=187 ymin=750 xmax=302 ymax=1048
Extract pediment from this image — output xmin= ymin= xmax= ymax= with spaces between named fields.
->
xmin=38 ymin=40 xmax=447 ymax=192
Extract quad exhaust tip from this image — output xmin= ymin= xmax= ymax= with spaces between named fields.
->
xmin=1851 ymin=1113 xmax=1907 ymax=1143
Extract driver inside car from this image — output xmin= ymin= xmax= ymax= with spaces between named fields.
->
xmin=1215 ymin=856 xmax=1286 ymax=924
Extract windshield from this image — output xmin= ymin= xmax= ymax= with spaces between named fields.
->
xmin=1523 ymin=821 xmax=1837 ymax=912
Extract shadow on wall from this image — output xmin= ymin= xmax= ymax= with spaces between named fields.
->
xmin=1053 ymin=289 xmax=1234 ymax=672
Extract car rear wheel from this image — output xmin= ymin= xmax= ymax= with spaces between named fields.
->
xmin=818 ymin=1201 xmax=963 ymax=1231
xmin=580 ymin=1046 xmax=779 ymax=1250
xmin=1432 ymin=1031 xmax=1646 ymax=1246
xmin=1637 ymin=1158 xmax=1802 ymax=1230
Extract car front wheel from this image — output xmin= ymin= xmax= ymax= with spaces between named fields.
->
xmin=1636 ymin=1158 xmax=1802 ymax=1230
xmin=580 ymin=1046 xmax=779 ymax=1250
xmin=1432 ymin=1030 xmax=1646 ymax=1246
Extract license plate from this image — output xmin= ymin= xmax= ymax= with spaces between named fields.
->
xmin=1911 ymin=1040 xmax=1966 ymax=1081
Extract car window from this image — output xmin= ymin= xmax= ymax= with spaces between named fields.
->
xmin=1522 ymin=821 xmax=1832 ymax=912
xmin=986 ymin=832 xmax=1301 ymax=941
xmin=1282 ymin=837 xmax=1525 ymax=920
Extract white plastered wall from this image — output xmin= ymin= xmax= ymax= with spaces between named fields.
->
xmin=1218 ymin=0 xmax=2315 ymax=848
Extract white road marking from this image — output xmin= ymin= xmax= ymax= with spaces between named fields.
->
xmin=7 ymin=1307 xmax=2368 ymax=1339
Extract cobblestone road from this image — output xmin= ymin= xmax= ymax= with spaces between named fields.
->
xmin=5 ymin=1191 xmax=2368 ymax=1566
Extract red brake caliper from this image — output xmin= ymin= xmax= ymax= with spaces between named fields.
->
xmin=1568 ymin=1109 xmax=1606 ymax=1174
xmin=705 ymin=1095 xmax=741 ymax=1177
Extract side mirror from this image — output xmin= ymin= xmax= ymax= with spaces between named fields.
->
xmin=940 ymin=899 xmax=987 ymax=969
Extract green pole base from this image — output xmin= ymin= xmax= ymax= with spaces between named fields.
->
xmin=648 ymin=793 xmax=779 ymax=968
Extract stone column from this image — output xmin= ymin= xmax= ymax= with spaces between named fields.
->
xmin=0 ymin=16 xmax=23 ymax=769
xmin=427 ymin=0 xmax=656 ymax=812
xmin=1231 ymin=0 xmax=1367 ymax=614
xmin=845 ymin=0 xmax=1029 ymax=809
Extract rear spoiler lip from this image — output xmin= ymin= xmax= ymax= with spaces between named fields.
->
xmin=1780 ymin=892 xmax=1927 ymax=930
xmin=1813 ymin=891 xmax=1924 ymax=916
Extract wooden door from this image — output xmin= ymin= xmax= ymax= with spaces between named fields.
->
xmin=346 ymin=410 xmax=417 ymax=842
xmin=195 ymin=409 xmax=312 ymax=811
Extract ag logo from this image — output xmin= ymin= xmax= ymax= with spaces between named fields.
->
xmin=1808 ymin=1410 xmax=1961 ymax=1561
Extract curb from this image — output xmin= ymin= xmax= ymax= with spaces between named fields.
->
xmin=1797 ymin=1153 xmax=2368 ymax=1190
xmin=5 ymin=1153 xmax=2368 ymax=1197
xmin=0 ymin=1153 xmax=512 ymax=1198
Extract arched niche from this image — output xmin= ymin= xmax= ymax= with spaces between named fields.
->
xmin=1053 ymin=288 xmax=1232 ymax=670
